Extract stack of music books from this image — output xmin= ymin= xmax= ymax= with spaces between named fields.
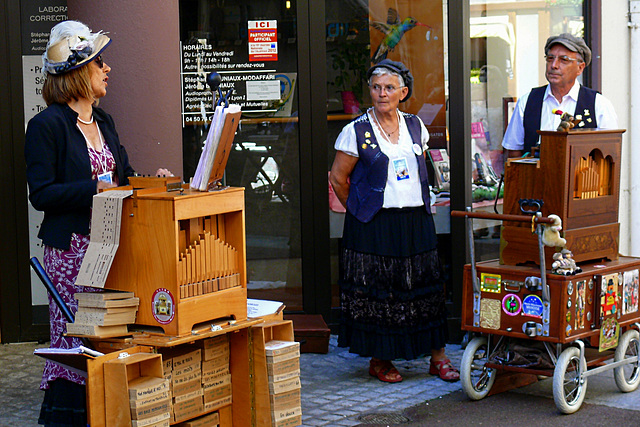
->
xmin=66 ymin=291 xmax=139 ymax=336
xmin=265 ymin=340 xmax=302 ymax=427
xmin=200 ymin=335 xmax=232 ymax=414
xmin=169 ymin=348 xmax=204 ymax=423
xmin=128 ymin=376 xmax=171 ymax=427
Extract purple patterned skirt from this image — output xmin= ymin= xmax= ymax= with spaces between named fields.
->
xmin=40 ymin=233 xmax=101 ymax=390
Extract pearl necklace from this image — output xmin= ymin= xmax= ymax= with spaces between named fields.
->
xmin=77 ymin=115 xmax=94 ymax=125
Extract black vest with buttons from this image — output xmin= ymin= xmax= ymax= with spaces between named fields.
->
xmin=346 ymin=112 xmax=432 ymax=223
xmin=523 ymin=84 xmax=598 ymax=153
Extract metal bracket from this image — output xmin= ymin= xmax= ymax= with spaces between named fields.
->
xmin=519 ymin=198 xmax=544 ymax=214
xmin=466 ymin=208 xmax=482 ymax=327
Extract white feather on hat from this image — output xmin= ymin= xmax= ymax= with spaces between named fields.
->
xmin=43 ymin=20 xmax=110 ymax=76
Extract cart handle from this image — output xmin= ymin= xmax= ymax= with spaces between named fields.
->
xmin=451 ymin=210 xmax=555 ymax=224
xmin=454 ymin=208 xmax=551 ymax=335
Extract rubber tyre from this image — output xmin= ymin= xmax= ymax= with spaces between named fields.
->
xmin=613 ymin=329 xmax=640 ymax=393
xmin=460 ymin=336 xmax=496 ymax=400
xmin=553 ymin=346 xmax=587 ymax=414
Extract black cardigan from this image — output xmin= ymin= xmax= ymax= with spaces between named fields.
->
xmin=25 ymin=103 xmax=135 ymax=249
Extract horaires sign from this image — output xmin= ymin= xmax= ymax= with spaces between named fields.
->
xmin=180 ymin=41 xmax=279 ymax=126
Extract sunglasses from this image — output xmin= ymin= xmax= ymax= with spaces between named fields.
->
xmin=94 ymin=54 xmax=104 ymax=68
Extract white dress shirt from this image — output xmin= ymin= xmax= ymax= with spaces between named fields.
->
xmin=502 ymin=81 xmax=618 ymax=151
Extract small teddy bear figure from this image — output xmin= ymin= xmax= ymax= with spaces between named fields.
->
xmin=552 ymin=109 xmax=581 ymax=132
xmin=541 ymin=214 xmax=567 ymax=248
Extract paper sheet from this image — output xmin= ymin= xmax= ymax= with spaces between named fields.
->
xmin=247 ymin=298 xmax=285 ymax=318
xmin=75 ymin=190 xmax=132 ymax=288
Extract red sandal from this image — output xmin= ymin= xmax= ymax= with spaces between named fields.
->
xmin=369 ymin=359 xmax=403 ymax=383
xmin=429 ymin=358 xmax=460 ymax=382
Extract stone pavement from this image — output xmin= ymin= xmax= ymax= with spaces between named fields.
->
xmin=2 ymin=335 xmax=637 ymax=426
xmin=299 ymin=336 xmax=462 ymax=426
xmin=0 ymin=341 xmax=49 ymax=427
xmin=0 ymin=336 xmax=463 ymax=427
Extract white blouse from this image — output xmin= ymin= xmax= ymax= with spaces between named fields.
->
xmin=334 ymin=108 xmax=430 ymax=208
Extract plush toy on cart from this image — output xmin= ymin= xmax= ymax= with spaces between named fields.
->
xmin=541 ymin=214 xmax=582 ymax=275
xmin=551 ymin=249 xmax=583 ymax=276
xmin=552 ymin=108 xmax=582 ymax=131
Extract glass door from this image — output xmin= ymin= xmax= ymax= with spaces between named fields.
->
xmin=179 ymin=0 xmax=303 ymax=310
xmin=325 ymin=0 xmax=449 ymax=307
xmin=468 ymin=0 xmax=585 ymax=261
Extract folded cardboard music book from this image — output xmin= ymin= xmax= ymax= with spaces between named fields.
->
xmin=34 ymin=346 xmax=105 ymax=376
xmin=190 ymin=104 xmax=241 ymax=191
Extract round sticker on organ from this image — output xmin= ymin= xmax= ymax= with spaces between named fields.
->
xmin=502 ymin=294 xmax=522 ymax=316
xmin=151 ymin=288 xmax=175 ymax=324
xmin=522 ymin=295 xmax=544 ymax=318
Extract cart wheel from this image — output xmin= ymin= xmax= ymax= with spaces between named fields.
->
xmin=613 ymin=329 xmax=640 ymax=393
xmin=460 ymin=336 xmax=496 ymax=400
xmin=553 ymin=346 xmax=587 ymax=414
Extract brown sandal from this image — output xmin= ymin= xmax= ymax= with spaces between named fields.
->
xmin=369 ymin=359 xmax=403 ymax=383
xmin=429 ymin=358 xmax=460 ymax=382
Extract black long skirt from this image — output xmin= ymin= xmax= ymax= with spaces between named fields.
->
xmin=338 ymin=207 xmax=448 ymax=361
xmin=38 ymin=379 xmax=87 ymax=426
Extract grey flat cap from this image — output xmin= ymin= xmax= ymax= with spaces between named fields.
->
xmin=544 ymin=33 xmax=591 ymax=66
xmin=367 ymin=59 xmax=413 ymax=103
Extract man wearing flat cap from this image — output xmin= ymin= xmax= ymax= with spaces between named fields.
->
xmin=502 ymin=33 xmax=618 ymax=157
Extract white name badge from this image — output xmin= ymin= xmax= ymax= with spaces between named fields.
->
xmin=98 ymin=171 xmax=113 ymax=184
xmin=393 ymin=158 xmax=410 ymax=181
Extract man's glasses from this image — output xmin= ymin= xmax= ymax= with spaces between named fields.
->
xmin=370 ymin=84 xmax=404 ymax=94
xmin=544 ymin=55 xmax=580 ymax=65
xmin=94 ymin=55 xmax=104 ymax=68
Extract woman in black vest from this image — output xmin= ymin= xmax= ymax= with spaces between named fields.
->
xmin=330 ymin=60 xmax=458 ymax=383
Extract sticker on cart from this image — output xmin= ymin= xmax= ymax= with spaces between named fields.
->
xmin=622 ymin=269 xmax=639 ymax=315
xmin=522 ymin=295 xmax=543 ymax=318
xmin=565 ymin=324 xmax=572 ymax=337
xmin=502 ymin=294 xmax=522 ymax=316
xmin=480 ymin=273 xmax=501 ymax=293
xmin=599 ymin=317 xmax=620 ymax=352
xmin=600 ymin=273 xmax=619 ymax=317
xmin=480 ymin=298 xmax=501 ymax=329
xmin=575 ymin=280 xmax=586 ymax=330
xmin=151 ymin=288 xmax=175 ymax=325
xmin=565 ymin=310 xmax=571 ymax=323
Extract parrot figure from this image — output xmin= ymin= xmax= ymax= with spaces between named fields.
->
xmin=370 ymin=8 xmax=430 ymax=64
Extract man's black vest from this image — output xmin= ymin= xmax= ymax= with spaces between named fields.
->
xmin=345 ymin=113 xmax=431 ymax=223
xmin=523 ymin=85 xmax=598 ymax=153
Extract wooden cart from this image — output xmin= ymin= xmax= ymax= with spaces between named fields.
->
xmin=453 ymin=210 xmax=640 ymax=414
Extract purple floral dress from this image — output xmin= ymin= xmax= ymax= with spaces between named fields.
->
xmin=40 ymin=141 xmax=118 ymax=390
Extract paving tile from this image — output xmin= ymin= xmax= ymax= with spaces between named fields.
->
xmin=0 ymin=337 xmax=466 ymax=426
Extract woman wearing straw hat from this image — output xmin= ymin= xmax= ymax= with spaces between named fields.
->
xmin=25 ymin=20 xmax=168 ymax=426
xmin=330 ymin=59 xmax=458 ymax=383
